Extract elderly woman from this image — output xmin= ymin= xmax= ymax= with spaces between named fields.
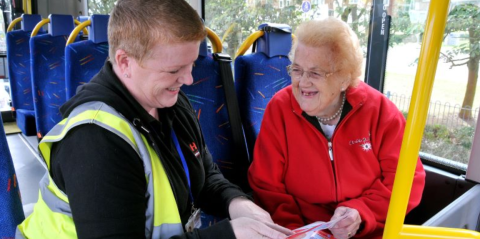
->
xmin=248 ymin=17 xmax=425 ymax=239
xmin=16 ymin=0 xmax=291 ymax=239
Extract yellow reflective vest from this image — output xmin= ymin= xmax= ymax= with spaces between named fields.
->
xmin=16 ymin=101 xmax=183 ymax=239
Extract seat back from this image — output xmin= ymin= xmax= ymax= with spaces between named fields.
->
xmin=6 ymin=14 xmax=43 ymax=135
xmin=182 ymin=30 xmax=240 ymax=183
xmin=234 ymin=23 xmax=293 ymax=157
xmin=30 ymin=14 xmax=77 ymax=138
xmin=0 ymin=114 xmax=25 ymax=237
xmin=65 ymin=14 xmax=109 ymax=100
xmin=182 ymin=28 xmax=236 ymax=229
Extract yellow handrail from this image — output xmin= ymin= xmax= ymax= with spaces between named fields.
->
xmin=400 ymin=225 xmax=480 ymax=239
xmin=31 ymin=19 xmax=50 ymax=37
xmin=7 ymin=17 xmax=23 ymax=32
xmin=66 ymin=19 xmax=91 ymax=46
xmin=74 ymin=19 xmax=89 ymax=36
xmin=235 ymin=31 xmax=264 ymax=58
xmin=382 ymin=0 xmax=480 ymax=238
xmin=206 ymin=27 xmax=222 ymax=53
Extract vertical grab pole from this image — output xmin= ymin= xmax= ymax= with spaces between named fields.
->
xmin=382 ymin=1 xmax=450 ymax=239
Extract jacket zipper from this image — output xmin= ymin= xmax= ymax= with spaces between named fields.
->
xmin=327 ymin=140 xmax=338 ymax=203
xmin=328 ymin=101 xmax=363 ymax=203
xmin=295 ymin=100 xmax=363 ymax=205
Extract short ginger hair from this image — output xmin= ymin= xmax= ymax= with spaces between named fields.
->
xmin=108 ymin=0 xmax=207 ymax=64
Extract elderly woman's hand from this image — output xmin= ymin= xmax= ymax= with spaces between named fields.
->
xmin=329 ymin=206 xmax=362 ymax=239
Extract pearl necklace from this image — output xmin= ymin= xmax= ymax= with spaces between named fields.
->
xmin=316 ymin=92 xmax=346 ymax=123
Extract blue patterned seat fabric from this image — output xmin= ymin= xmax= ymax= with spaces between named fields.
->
xmin=6 ymin=14 xmax=43 ymax=136
xmin=183 ymin=40 xmax=238 ymax=183
xmin=182 ymin=39 xmax=236 ymax=228
xmin=65 ymin=14 xmax=109 ymax=100
xmin=30 ymin=14 xmax=78 ymax=138
xmin=234 ymin=23 xmax=293 ymax=157
xmin=0 ymin=114 xmax=25 ymax=238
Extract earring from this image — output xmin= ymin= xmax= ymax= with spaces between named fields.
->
xmin=124 ymin=73 xmax=130 ymax=78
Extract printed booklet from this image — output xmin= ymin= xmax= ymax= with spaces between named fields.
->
xmin=286 ymin=216 xmax=346 ymax=239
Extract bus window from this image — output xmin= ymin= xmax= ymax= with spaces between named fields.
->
xmin=384 ymin=0 xmax=480 ymax=170
xmin=205 ymin=0 xmax=372 ymax=58
xmin=88 ymin=0 xmax=116 ymax=15
xmin=0 ymin=8 xmax=9 ymax=112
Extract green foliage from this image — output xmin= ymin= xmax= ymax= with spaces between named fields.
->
xmin=88 ymin=0 xmax=116 ymax=15
xmin=389 ymin=9 xmax=423 ymax=46
xmin=420 ymin=124 xmax=475 ymax=164
xmin=423 ymin=124 xmax=450 ymax=142
xmin=443 ymin=3 xmax=480 ymax=63
xmin=446 ymin=3 xmax=480 ymax=33
xmin=453 ymin=126 xmax=475 ymax=148
xmin=205 ymin=0 xmax=303 ymax=57
xmin=334 ymin=4 xmax=422 ymax=49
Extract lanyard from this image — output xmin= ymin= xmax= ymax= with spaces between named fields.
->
xmin=171 ymin=130 xmax=194 ymax=202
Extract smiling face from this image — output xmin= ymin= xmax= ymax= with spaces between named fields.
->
xmin=117 ymin=41 xmax=200 ymax=113
xmin=291 ymin=43 xmax=349 ymax=117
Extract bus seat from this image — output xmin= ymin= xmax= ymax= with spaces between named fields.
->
xmin=77 ymin=15 xmax=89 ymax=23
xmin=30 ymin=14 xmax=77 ymax=139
xmin=0 ymin=114 xmax=25 ymax=238
xmin=234 ymin=23 xmax=292 ymax=157
xmin=6 ymin=14 xmax=43 ymax=136
xmin=65 ymin=14 xmax=109 ymax=100
xmin=183 ymin=37 xmax=241 ymax=184
xmin=182 ymin=31 xmax=241 ymax=228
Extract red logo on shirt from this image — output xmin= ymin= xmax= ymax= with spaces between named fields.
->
xmin=190 ymin=142 xmax=198 ymax=151
xmin=190 ymin=142 xmax=200 ymax=158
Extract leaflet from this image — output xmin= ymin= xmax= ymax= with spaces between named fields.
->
xmin=287 ymin=215 xmax=347 ymax=239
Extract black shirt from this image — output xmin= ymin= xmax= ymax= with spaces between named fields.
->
xmin=50 ymin=61 xmax=246 ymax=239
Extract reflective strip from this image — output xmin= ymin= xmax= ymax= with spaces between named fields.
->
xmin=153 ymin=223 xmax=185 ymax=239
xmin=16 ymin=228 xmax=25 ymax=239
xmin=39 ymin=102 xmax=140 ymax=170
xmin=26 ymin=101 xmax=182 ymax=239
xmin=39 ymin=173 xmax=72 ymax=216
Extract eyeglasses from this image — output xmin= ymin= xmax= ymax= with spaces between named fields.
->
xmin=286 ymin=65 xmax=333 ymax=81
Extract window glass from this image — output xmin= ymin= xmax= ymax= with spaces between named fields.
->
xmin=384 ymin=0 xmax=480 ymax=167
xmin=88 ymin=0 xmax=116 ymax=15
xmin=206 ymin=0 xmax=371 ymax=59
xmin=0 ymin=8 xmax=9 ymax=112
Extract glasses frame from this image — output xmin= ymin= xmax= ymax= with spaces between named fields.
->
xmin=286 ymin=65 xmax=334 ymax=81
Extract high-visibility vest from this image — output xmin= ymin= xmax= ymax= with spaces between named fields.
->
xmin=16 ymin=101 xmax=183 ymax=239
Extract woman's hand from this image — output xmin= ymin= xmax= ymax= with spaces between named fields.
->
xmin=228 ymin=196 xmax=274 ymax=224
xmin=330 ymin=206 xmax=362 ymax=239
xmin=230 ymin=217 xmax=291 ymax=239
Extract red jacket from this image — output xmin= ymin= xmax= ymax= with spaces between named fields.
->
xmin=248 ymin=82 xmax=425 ymax=238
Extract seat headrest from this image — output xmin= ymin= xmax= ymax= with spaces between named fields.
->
xmin=256 ymin=23 xmax=292 ymax=58
xmin=199 ymin=39 xmax=208 ymax=57
xmin=77 ymin=16 xmax=89 ymax=23
xmin=89 ymin=15 xmax=109 ymax=44
xmin=21 ymin=14 xmax=42 ymax=32
xmin=48 ymin=14 xmax=75 ymax=37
